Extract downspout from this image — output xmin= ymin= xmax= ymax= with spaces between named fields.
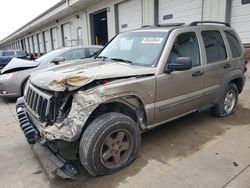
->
xmin=201 ymin=0 xmax=204 ymax=21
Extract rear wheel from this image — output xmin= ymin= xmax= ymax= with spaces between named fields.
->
xmin=211 ymin=83 xmax=238 ymax=116
xmin=79 ymin=112 xmax=141 ymax=176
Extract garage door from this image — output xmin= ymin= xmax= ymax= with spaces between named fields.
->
xmin=51 ymin=27 xmax=59 ymax=49
xmin=43 ymin=30 xmax=52 ymax=52
xmin=37 ymin=33 xmax=44 ymax=53
xmin=230 ymin=0 xmax=250 ymax=44
xmin=62 ymin=23 xmax=72 ymax=46
xmin=28 ymin=37 xmax=34 ymax=53
xmin=33 ymin=35 xmax=39 ymax=53
xmin=158 ymin=0 xmax=202 ymax=24
xmin=117 ymin=0 xmax=142 ymax=32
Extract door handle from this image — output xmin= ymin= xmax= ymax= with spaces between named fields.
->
xmin=223 ymin=63 xmax=231 ymax=69
xmin=192 ymin=70 xmax=204 ymax=77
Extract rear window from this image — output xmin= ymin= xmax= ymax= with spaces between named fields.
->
xmin=202 ymin=30 xmax=227 ymax=63
xmin=3 ymin=51 xmax=15 ymax=56
xmin=224 ymin=30 xmax=242 ymax=58
xmin=16 ymin=51 xmax=27 ymax=56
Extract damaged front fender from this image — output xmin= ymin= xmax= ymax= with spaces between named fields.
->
xmin=39 ymin=91 xmax=104 ymax=141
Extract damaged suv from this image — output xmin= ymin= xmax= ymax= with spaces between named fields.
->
xmin=16 ymin=21 xmax=248 ymax=178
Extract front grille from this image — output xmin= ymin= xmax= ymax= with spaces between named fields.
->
xmin=24 ymin=83 xmax=54 ymax=122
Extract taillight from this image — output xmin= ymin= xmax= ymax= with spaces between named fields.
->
xmin=244 ymin=53 xmax=248 ymax=73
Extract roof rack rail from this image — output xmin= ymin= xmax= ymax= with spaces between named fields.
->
xmin=157 ymin=23 xmax=185 ymax=27
xmin=189 ymin=21 xmax=231 ymax=27
xmin=141 ymin=25 xmax=156 ymax=28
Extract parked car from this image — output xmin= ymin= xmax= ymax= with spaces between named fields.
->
xmin=0 ymin=50 xmax=29 ymax=68
xmin=0 ymin=45 xmax=102 ymax=97
xmin=16 ymin=21 xmax=248 ymax=178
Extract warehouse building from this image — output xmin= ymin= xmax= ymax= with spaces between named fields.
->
xmin=0 ymin=0 xmax=250 ymax=57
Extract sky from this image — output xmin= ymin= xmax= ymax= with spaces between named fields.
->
xmin=0 ymin=0 xmax=61 ymax=41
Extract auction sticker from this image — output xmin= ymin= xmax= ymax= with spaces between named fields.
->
xmin=142 ymin=38 xmax=163 ymax=44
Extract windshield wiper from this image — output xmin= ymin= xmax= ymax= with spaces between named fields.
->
xmin=95 ymin=56 xmax=110 ymax=61
xmin=110 ymin=58 xmax=133 ymax=64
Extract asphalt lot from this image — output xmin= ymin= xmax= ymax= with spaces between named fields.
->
xmin=0 ymin=67 xmax=250 ymax=188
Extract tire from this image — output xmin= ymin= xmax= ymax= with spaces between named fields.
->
xmin=211 ymin=83 xmax=238 ymax=117
xmin=79 ymin=112 xmax=141 ymax=176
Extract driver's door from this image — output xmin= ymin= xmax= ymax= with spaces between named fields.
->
xmin=155 ymin=32 xmax=205 ymax=124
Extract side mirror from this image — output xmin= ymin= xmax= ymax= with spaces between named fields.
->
xmin=51 ymin=56 xmax=65 ymax=65
xmin=166 ymin=57 xmax=192 ymax=73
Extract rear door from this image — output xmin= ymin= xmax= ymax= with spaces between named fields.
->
xmin=155 ymin=31 xmax=205 ymax=124
xmin=200 ymin=30 xmax=231 ymax=106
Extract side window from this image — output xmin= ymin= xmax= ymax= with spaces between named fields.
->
xmin=224 ymin=30 xmax=242 ymax=58
xmin=3 ymin=51 xmax=15 ymax=56
xmin=168 ymin=32 xmax=200 ymax=67
xmin=62 ymin=49 xmax=85 ymax=61
xmin=201 ymin=31 xmax=227 ymax=63
xmin=16 ymin=51 xmax=27 ymax=56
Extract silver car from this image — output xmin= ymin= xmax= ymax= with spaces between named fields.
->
xmin=0 ymin=45 xmax=102 ymax=97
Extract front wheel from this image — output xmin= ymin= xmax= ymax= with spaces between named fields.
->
xmin=211 ymin=83 xmax=238 ymax=116
xmin=79 ymin=112 xmax=141 ymax=176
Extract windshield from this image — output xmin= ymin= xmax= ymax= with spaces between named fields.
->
xmin=97 ymin=31 xmax=168 ymax=66
xmin=36 ymin=48 xmax=67 ymax=63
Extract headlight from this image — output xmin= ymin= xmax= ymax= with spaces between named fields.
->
xmin=0 ymin=73 xmax=15 ymax=80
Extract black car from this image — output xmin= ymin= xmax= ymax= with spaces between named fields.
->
xmin=0 ymin=50 xmax=29 ymax=68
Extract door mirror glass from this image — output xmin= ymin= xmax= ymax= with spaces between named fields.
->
xmin=51 ymin=56 xmax=65 ymax=64
xmin=166 ymin=57 xmax=192 ymax=73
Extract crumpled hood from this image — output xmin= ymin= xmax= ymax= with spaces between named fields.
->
xmin=30 ymin=59 xmax=156 ymax=91
xmin=1 ymin=58 xmax=39 ymax=74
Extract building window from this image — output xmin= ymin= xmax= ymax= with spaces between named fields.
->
xmin=242 ymin=0 xmax=250 ymax=4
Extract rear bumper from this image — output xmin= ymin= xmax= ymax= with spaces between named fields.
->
xmin=16 ymin=97 xmax=78 ymax=179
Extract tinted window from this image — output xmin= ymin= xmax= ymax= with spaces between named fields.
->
xmin=242 ymin=0 xmax=250 ymax=4
xmin=4 ymin=51 xmax=15 ymax=56
xmin=202 ymin=31 xmax=227 ymax=63
xmin=16 ymin=51 xmax=27 ymax=56
xmin=225 ymin=30 xmax=242 ymax=58
xmin=62 ymin=48 xmax=85 ymax=61
xmin=168 ymin=32 xmax=200 ymax=67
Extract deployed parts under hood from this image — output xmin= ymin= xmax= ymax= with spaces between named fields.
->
xmin=1 ymin=58 xmax=39 ymax=74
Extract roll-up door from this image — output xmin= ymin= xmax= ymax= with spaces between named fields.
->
xmin=62 ymin=23 xmax=72 ymax=46
xmin=117 ymin=0 xmax=142 ymax=32
xmin=33 ymin=35 xmax=39 ymax=53
xmin=43 ymin=30 xmax=52 ymax=52
xmin=158 ymin=0 xmax=202 ymax=24
xmin=51 ymin=27 xmax=59 ymax=49
xmin=28 ymin=37 xmax=34 ymax=53
xmin=230 ymin=0 xmax=250 ymax=43
xmin=26 ymin=37 xmax=30 ymax=53
xmin=38 ymin=33 xmax=44 ymax=53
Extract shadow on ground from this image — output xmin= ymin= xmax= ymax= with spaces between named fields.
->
xmin=48 ymin=102 xmax=250 ymax=188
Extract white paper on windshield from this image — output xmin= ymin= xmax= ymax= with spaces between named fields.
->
xmin=142 ymin=38 xmax=163 ymax=44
